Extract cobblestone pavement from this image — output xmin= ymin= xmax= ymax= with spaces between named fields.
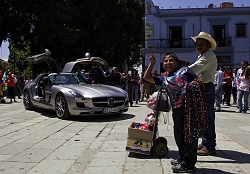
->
xmin=0 ymin=98 xmax=250 ymax=174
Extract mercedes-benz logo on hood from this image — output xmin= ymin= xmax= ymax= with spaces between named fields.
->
xmin=108 ymin=98 xmax=115 ymax=106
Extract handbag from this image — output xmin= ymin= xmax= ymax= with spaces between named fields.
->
xmin=155 ymin=88 xmax=170 ymax=112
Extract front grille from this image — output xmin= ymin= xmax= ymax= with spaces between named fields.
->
xmin=92 ymin=97 xmax=125 ymax=107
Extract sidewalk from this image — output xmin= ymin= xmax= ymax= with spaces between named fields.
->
xmin=126 ymin=102 xmax=250 ymax=174
xmin=0 ymin=99 xmax=249 ymax=173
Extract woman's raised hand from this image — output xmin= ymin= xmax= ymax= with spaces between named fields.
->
xmin=147 ymin=53 xmax=156 ymax=64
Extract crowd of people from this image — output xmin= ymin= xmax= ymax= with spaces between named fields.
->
xmin=73 ymin=63 xmax=159 ymax=107
xmin=0 ymin=68 xmax=33 ymax=103
xmin=214 ymin=60 xmax=250 ymax=113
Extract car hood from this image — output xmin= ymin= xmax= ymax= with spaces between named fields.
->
xmin=59 ymin=84 xmax=127 ymax=97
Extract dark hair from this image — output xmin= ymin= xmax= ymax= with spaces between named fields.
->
xmin=242 ymin=60 xmax=249 ymax=66
xmin=220 ymin=66 xmax=225 ymax=71
xmin=162 ymin=52 xmax=179 ymax=62
xmin=241 ymin=66 xmax=247 ymax=76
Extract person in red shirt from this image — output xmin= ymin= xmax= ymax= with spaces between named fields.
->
xmin=0 ymin=68 xmax=4 ymax=99
xmin=223 ymin=66 xmax=234 ymax=106
xmin=6 ymin=70 xmax=16 ymax=102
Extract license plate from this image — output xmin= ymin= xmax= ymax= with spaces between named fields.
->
xmin=103 ymin=107 xmax=120 ymax=113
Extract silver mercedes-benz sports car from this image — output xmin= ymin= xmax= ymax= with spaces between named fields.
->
xmin=23 ymin=50 xmax=129 ymax=119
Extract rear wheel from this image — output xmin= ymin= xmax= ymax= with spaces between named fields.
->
xmin=23 ymin=90 xmax=35 ymax=110
xmin=55 ymin=94 xmax=71 ymax=119
xmin=154 ymin=143 xmax=169 ymax=157
xmin=154 ymin=137 xmax=169 ymax=157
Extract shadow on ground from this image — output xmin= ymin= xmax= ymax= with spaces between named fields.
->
xmin=198 ymin=149 xmax=250 ymax=164
xmin=29 ymin=108 xmax=135 ymax=122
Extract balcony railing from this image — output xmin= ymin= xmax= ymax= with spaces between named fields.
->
xmin=145 ymin=37 xmax=232 ymax=49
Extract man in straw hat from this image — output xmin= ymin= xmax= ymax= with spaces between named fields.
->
xmin=188 ymin=31 xmax=217 ymax=156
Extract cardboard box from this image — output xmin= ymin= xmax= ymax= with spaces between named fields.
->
xmin=126 ymin=122 xmax=154 ymax=155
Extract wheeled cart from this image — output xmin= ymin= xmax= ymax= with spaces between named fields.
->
xmin=151 ymin=111 xmax=169 ymax=157
xmin=126 ymin=111 xmax=169 ymax=157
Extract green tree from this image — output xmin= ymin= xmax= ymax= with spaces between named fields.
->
xmin=1 ymin=0 xmax=144 ymax=73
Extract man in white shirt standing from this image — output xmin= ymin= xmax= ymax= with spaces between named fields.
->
xmin=188 ymin=31 xmax=217 ymax=156
xmin=214 ymin=66 xmax=225 ymax=112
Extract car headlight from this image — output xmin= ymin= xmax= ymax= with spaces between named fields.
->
xmin=69 ymin=91 xmax=85 ymax=100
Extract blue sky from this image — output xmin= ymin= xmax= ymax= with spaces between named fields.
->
xmin=0 ymin=41 xmax=9 ymax=60
xmin=1 ymin=0 xmax=250 ymax=59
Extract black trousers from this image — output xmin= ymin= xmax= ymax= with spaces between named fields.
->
xmin=232 ymin=87 xmax=237 ymax=103
xmin=7 ymin=86 xmax=15 ymax=99
xmin=172 ymin=107 xmax=198 ymax=168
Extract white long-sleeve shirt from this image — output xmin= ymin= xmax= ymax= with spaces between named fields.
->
xmin=189 ymin=50 xmax=217 ymax=83
xmin=214 ymin=70 xmax=224 ymax=90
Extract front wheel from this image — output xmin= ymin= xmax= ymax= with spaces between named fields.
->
xmin=154 ymin=137 xmax=169 ymax=157
xmin=55 ymin=94 xmax=71 ymax=119
xmin=154 ymin=143 xmax=169 ymax=157
xmin=23 ymin=90 xmax=35 ymax=110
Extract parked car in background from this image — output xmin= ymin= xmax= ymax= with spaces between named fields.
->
xmin=23 ymin=50 xmax=129 ymax=119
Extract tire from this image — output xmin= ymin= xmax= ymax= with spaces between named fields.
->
xmin=154 ymin=143 xmax=169 ymax=157
xmin=55 ymin=94 xmax=71 ymax=119
xmin=23 ymin=90 xmax=35 ymax=110
xmin=154 ymin=137 xmax=169 ymax=157
xmin=156 ymin=137 xmax=168 ymax=145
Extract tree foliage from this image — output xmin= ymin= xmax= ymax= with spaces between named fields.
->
xmin=0 ymin=0 xmax=144 ymax=74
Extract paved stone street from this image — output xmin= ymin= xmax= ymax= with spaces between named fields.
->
xmin=0 ymin=98 xmax=250 ymax=174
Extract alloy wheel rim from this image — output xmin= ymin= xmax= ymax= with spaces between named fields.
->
xmin=56 ymin=96 xmax=65 ymax=117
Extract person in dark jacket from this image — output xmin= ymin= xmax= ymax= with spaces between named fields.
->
xmin=104 ymin=63 xmax=115 ymax=86
xmin=91 ymin=64 xmax=108 ymax=84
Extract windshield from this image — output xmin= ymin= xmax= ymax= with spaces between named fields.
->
xmin=51 ymin=74 xmax=88 ymax=85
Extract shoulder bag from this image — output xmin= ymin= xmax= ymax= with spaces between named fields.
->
xmin=155 ymin=88 xmax=170 ymax=112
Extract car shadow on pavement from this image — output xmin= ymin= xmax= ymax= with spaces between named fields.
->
xmin=32 ymin=108 xmax=58 ymax=118
xmin=31 ymin=108 xmax=135 ymax=121
xmin=71 ymin=113 xmax=135 ymax=122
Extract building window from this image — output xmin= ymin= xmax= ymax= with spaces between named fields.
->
xmin=235 ymin=23 xmax=247 ymax=37
xmin=169 ymin=26 xmax=182 ymax=48
xmin=212 ymin=25 xmax=225 ymax=47
xmin=217 ymin=56 xmax=231 ymax=63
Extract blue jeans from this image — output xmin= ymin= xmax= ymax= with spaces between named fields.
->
xmin=238 ymin=90 xmax=249 ymax=112
xmin=132 ymin=84 xmax=138 ymax=103
xmin=202 ymin=83 xmax=216 ymax=150
xmin=215 ymin=85 xmax=223 ymax=109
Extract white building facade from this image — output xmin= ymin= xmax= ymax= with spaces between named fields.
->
xmin=142 ymin=0 xmax=250 ymax=74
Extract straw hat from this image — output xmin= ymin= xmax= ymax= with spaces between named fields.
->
xmin=191 ymin=32 xmax=217 ymax=50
